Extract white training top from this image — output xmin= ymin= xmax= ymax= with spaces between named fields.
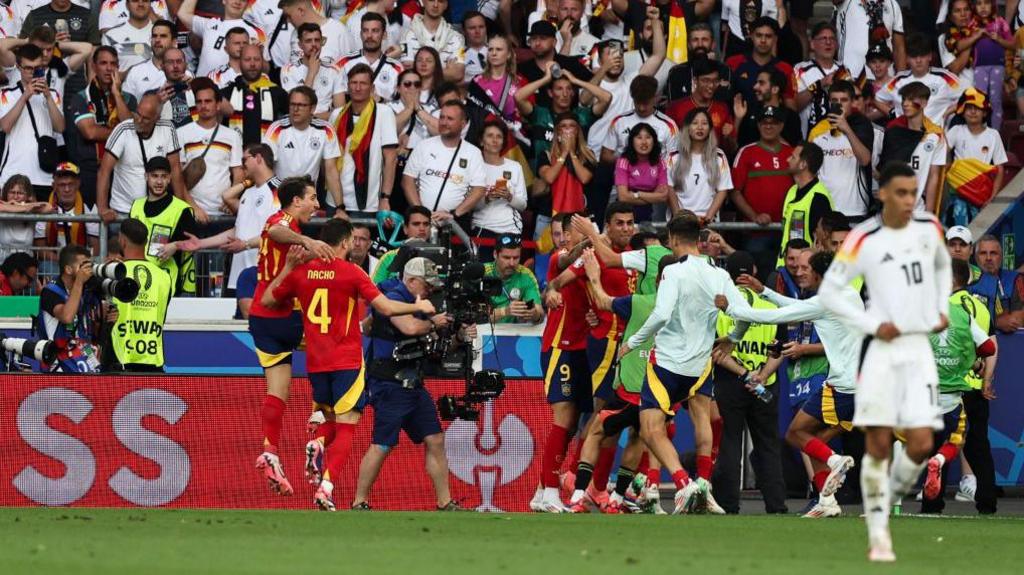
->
xmin=628 ymin=255 xmax=753 ymax=377
xmin=102 ymin=20 xmax=154 ymax=71
xmin=728 ymin=287 xmax=864 ymax=393
xmin=819 ymin=214 xmax=952 ymax=338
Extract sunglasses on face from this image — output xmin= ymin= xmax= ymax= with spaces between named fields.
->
xmin=499 ymin=235 xmax=522 ymax=248
xmin=402 ymin=81 xmax=422 ymax=88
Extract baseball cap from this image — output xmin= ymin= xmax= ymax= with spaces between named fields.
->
xmin=757 ymin=105 xmax=782 ymax=123
xmin=495 ymin=233 xmax=522 ymax=249
xmin=54 ymin=161 xmax=80 ymax=177
xmin=866 ymin=43 xmax=893 ymax=62
xmin=725 ymin=251 xmax=756 ymax=280
xmin=404 ymin=257 xmax=443 ymax=287
xmin=145 ymin=156 xmax=172 ymax=173
xmin=946 ymin=225 xmax=973 ymax=245
xmin=528 ymin=21 xmax=557 ymax=38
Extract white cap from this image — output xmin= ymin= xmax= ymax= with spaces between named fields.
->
xmin=945 ymin=225 xmax=973 ymax=245
xmin=403 ymin=257 xmax=442 ymax=287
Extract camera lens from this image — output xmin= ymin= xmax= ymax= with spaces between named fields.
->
xmin=95 ymin=261 xmax=126 ymax=280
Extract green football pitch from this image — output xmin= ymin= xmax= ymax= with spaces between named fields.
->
xmin=1 ymin=508 xmax=1022 ymax=575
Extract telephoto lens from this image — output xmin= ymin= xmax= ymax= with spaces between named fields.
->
xmin=0 ymin=333 xmax=58 ymax=364
xmin=94 ymin=261 xmax=127 ymax=280
xmin=101 ymin=277 xmax=141 ymax=303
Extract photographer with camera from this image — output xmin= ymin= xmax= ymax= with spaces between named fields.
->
xmin=351 ymin=257 xmax=465 ymax=511
xmin=486 ymin=234 xmax=544 ymax=325
xmin=109 ymin=218 xmax=173 ymax=373
xmin=35 ymin=245 xmax=111 ymax=373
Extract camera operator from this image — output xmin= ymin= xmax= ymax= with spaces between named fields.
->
xmin=35 ymin=245 xmax=113 ymax=373
xmin=109 ymin=218 xmax=172 ymax=373
xmin=351 ymin=257 xmax=469 ymax=511
xmin=486 ymin=234 xmax=544 ymax=325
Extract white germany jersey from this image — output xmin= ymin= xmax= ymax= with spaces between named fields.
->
xmin=279 ymin=61 xmax=342 ymax=115
xmin=191 ymin=17 xmax=268 ymax=77
xmin=875 ymin=68 xmax=964 ymax=127
xmin=819 ymin=214 xmax=951 ymax=338
xmin=336 ymin=52 xmax=404 ymax=101
xmin=729 ymin=287 xmax=864 ymax=393
xmin=627 ymin=255 xmax=754 ymax=377
xmin=602 ymin=111 xmax=678 ymax=157
xmin=102 ymin=21 xmax=153 ymax=71
xmin=98 ymin=0 xmax=170 ymax=32
xmin=907 ymin=130 xmax=946 ymax=212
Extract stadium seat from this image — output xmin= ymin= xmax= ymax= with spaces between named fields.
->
xmin=1007 ymin=133 xmax=1024 ymax=164
xmin=1003 ymin=152 xmax=1021 ymax=190
xmin=1000 ymin=120 xmax=1024 ymax=147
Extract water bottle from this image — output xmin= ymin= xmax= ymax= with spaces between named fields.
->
xmin=751 ymin=383 xmax=774 ymax=403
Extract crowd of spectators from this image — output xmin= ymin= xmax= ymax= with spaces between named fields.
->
xmin=0 ymin=0 xmax=1020 ymax=310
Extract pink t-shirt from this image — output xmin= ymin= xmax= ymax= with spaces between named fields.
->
xmin=474 ymin=74 xmax=521 ymax=121
xmin=614 ymin=157 xmax=668 ymax=193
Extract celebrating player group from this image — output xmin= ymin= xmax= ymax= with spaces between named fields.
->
xmin=244 ymin=162 xmax=997 ymax=563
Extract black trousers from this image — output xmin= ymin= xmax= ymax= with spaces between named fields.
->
xmin=962 ymin=390 xmax=998 ymax=514
xmin=711 ymin=371 xmax=789 ymax=514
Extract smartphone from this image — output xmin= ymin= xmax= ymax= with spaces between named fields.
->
xmin=173 ymin=82 xmax=189 ymax=93
xmin=32 ymin=67 xmax=46 ymax=79
xmin=525 ymin=300 xmax=535 ymax=310
xmin=829 ymin=102 xmax=843 ymax=116
xmin=699 ymin=229 xmax=711 ymax=243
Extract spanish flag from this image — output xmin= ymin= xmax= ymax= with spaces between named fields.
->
xmin=667 ymin=0 xmax=688 ymax=64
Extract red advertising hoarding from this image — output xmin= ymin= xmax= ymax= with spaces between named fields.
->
xmin=0 ymin=375 xmax=549 ymax=511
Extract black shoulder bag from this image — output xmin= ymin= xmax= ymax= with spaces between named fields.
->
xmin=25 ymin=90 xmax=57 ymax=174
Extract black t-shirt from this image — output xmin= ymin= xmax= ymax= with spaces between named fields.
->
xmin=664 ymin=60 xmax=733 ymax=103
xmin=219 ymin=79 xmax=289 ymax=146
xmin=519 ymin=55 xmax=593 ymax=109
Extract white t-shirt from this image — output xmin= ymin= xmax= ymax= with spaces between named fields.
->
xmin=280 ymin=61 xmax=342 ymax=115
xmin=464 ymin=45 xmax=487 ymax=83
xmin=945 ymin=125 xmax=1008 ymax=165
xmin=668 ymin=148 xmax=733 ymax=218
xmin=105 ymin=119 xmax=181 ymax=213
xmin=34 ymin=203 xmax=100 ymax=244
xmin=98 ymin=0 xmax=170 ymax=32
xmin=586 ymin=75 xmax=631 ymax=156
xmin=875 ymin=68 xmax=964 ymax=127
xmin=262 ymin=118 xmax=341 ymax=184
xmin=835 ymin=0 xmax=904 ymax=78
xmin=290 ymin=18 xmax=355 ymax=68
xmin=721 ymin=0 xmax=779 ymax=40
xmin=121 ymin=59 xmax=165 ymax=101
xmin=903 ymin=131 xmax=947 ymax=212
xmin=207 ymin=64 xmax=241 ymax=89
xmin=229 ymin=177 xmax=280 ymax=288
xmin=400 ymin=18 xmax=466 ymax=66
xmin=472 ymin=159 xmax=528 ymax=233
xmin=243 ymin=0 xmax=295 ymax=68
xmin=0 ymin=85 xmax=62 ymax=187
xmin=813 ymin=129 xmax=870 ymax=216
xmin=337 ymin=52 xmax=403 ymax=101
xmin=403 ymin=136 xmax=486 ymax=213
xmin=102 ymin=20 xmax=154 ymax=71
xmin=937 ymin=32 xmax=974 ymax=88
xmin=176 ymin=122 xmax=243 ymax=216
xmin=191 ymin=17 xmax=267 ymax=77
xmin=329 ymin=103 xmax=399 ymax=211
xmin=387 ymin=92 xmax=439 ymax=151
xmin=602 ymin=111 xmax=678 ymax=157
xmin=343 ymin=6 xmax=405 ymax=53
xmin=793 ymin=60 xmax=844 ymax=136
xmin=0 ymin=220 xmax=34 ymax=258
xmin=622 ymin=49 xmax=672 ymax=93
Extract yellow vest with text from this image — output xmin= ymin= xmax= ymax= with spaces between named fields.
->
xmin=716 ymin=286 xmax=780 ymax=386
xmin=777 ymin=180 xmax=833 ymax=268
xmin=129 ymin=196 xmax=195 ymax=295
xmin=112 ymin=260 xmax=172 ymax=368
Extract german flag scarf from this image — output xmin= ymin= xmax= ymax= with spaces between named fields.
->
xmin=335 ymin=99 xmax=377 ymax=210
xmin=879 ymin=115 xmax=942 ymax=167
xmin=46 ymin=191 xmax=88 ymax=247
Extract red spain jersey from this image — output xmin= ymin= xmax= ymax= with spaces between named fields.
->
xmin=272 ymin=259 xmax=382 ymax=372
xmin=541 ymin=250 xmax=589 ymax=352
xmin=731 ymin=142 xmax=795 ymax=222
xmin=568 ymin=246 xmax=636 ymax=341
xmin=250 ymin=211 xmax=302 ymax=319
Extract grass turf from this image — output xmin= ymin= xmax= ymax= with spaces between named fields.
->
xmin=1 ymin=508 xmax=1022 ymax=574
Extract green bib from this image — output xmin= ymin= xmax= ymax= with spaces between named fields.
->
xmin=787 ymin=321 xmax=830 ymax=384
xmin=130 ymin=196 xmax=195 ymax=295
xmin=930 ymin=303 xmax=979 ymax=393
xmin=716 ymin=286 xmax=780 ymax=385
xmin=617 ymin=294 xmax=656 ymax=393
xmin=636 ymin=245 xmax=672 ymax=296
xmin=777 ymin=181 xmax=833 ymax=268
xmin=950 ymin=290 xmax=990 ymax=390
xmin=112 ymin=260 xmax=172 ymax=368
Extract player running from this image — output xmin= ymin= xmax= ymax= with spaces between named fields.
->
xmin=818 ymin=162 xmax=952 ymax=562
xmin=532 ymin=212 xmax=594 ymax=513
xmin=260 ymin=220 xmax=435 ymax=510
xmin=619 ymin=214 xmax=756 ymax=514
xmin=249 ymin=177 xmax=335 ymax=496
xmin=920 ymin=259 xmax=997 ymax=512
xmin=715 ymin=250 xmax=860 ymax=517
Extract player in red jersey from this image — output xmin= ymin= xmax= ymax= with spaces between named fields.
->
xmin=249 ymin=177 xmax=335 ymax=496
xmin=530 ymin=212 xmax=593 ymax=512
xmin=261 ymin=219 xmax=435 ymax=510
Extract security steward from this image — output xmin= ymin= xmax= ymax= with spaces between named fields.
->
xmin=110 ymin=218 xmax=173 ymax=372
xmin=129 ymin=156 xmax=199 ymax=295
xmin=777 ymin=142 xmax=832 ymax=268
xmin=712 ymin=251 xmax=789 ymax=514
